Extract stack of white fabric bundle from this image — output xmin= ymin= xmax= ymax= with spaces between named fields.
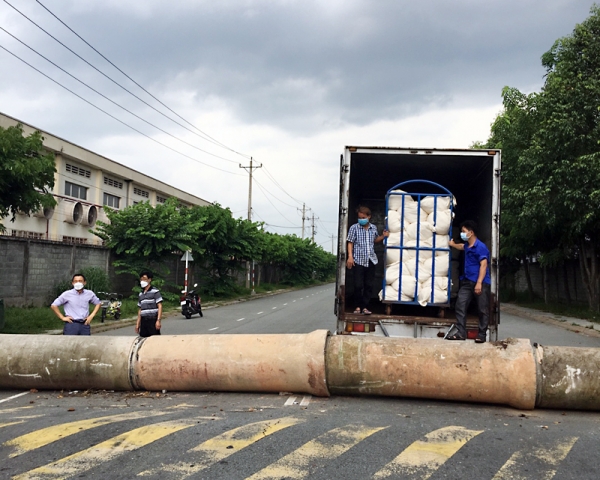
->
xmin=380 ymin=190 xmax=454 ymax=306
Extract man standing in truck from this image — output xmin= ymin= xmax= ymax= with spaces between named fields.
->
xmin=447 ymin=220 xmax=491 ymax=343
xmin=346 ymin=205 xmax=388 ymax=315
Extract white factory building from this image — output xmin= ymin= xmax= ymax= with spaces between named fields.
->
xmin=0 ymin=112 xmax=210 ymax=246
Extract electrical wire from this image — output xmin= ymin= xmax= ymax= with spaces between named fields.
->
xmin=0 ymin=26 xmax=241 ymax=165
xmin=261 ymin=166 xmax=304 ymax=205
xmin=253 ymin=177 xmax=298 ymax=209
xmin=3 ymin=0 xmax=244 ymax=162
xmin=34 ymin=0 xmax=252 ymax=160
xmin=253 ymin=179 xmax=298 ymax=226
xmin=0 ymin=43 xmax=244 ymax=176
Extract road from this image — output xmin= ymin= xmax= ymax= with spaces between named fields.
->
xmin=1 ymin=283 xmax=600 ymax=479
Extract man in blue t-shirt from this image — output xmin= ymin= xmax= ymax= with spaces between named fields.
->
xmin=447 ymin=220 xmax=491 ymax=343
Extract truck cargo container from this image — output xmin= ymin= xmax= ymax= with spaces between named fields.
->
xmin=335 ymin=146 xmax=501 ymax=340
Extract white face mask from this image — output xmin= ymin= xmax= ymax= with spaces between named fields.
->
xmin=140 ymin=281 xmax=149 ymax=288
xmin=73 ymin=282 xmax=84 ymax=291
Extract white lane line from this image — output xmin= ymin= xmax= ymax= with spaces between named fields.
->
xmin=237 ymin=318 xmax=245 ymax=322
xmin=283 ymin=303 xmax=288 ymax=306
xmin=300 ymin=396 xmax=311 ymax=406
xmin=0 ymin=392 xmax=29 ymax=404
xmin=284 ymin=396 xmax=297 ymax=406
xmin=272 ymin=307 xmax=277 ymax=310
xmin=209 ymin=327 xmax=219 ymax=331
xmin=292 ymin=300 xmax=296 ymax=303
xmin=257 ymin=311 xmax=264 ymax=315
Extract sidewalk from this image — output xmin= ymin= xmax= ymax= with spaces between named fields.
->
xmin=501 ymin=303 xmax=600 ymax=339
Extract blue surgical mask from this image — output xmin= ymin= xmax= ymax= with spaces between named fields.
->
xmin=358 ymin=218 xmax=369 ymax=226
xmin=460 ymin=232 xmax=469 ymax=242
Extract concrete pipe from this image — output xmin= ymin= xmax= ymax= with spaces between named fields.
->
xmin=0 ymin=335 xmax=136 ymax=391
xmin=325 ymin=336 xmax=537 ymax=409
xmin=534 ymin=344 xmax=600 ymax=410
xmin=131 ymin=330 xmax=330 ymax=397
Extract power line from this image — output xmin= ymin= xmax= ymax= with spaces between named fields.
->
xmin=0 ymin=26 xmax=241 ymax=165
xmin=253 ymin=177 xmax=298 ymax=209
xmin=0 ymin=43 xmax=244 ymax=176
xmin=34 ymin=0 xmax=251 ymax=160
xmin=261 ymin=166 xmax=304 ymax=205
xmin=253 ymin=178 xmax=299 ymax=226
xmin=3 ymin=0 xmax=244 ymax=161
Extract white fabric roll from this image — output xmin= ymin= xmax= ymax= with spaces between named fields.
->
xmin=404 ymin=222 xmax=435 ymax=245
xmin=388 ymin=190 xmax=414 ymax=211
xmin=391 ymin=275 xmax=417 ymax=298
xmin=386 ymin=231 xmax=401 ymax=246
xmin=417 ymin=279 xmax=450 ymax=306
xmin=433 ymin=234 xmax=449 ymax=249
xmin=379 ymin=286 xmax=400 ymax=302
xmin=399 ymin=204 xmax=424 ymax=225
xmin=385 ymin=263 xmax=401 ymax=285
xmin=421 ymin=195 xmax=453 ymax=215
xmin=385 ymin=249 xmax=401 ymax=265
xmin=387 ymin=210 xmax=401 ymax=233
xmin=422 ymin=254 xmax=450 ymax=277
xmin=427 ymin=210 xmax=452 ymax=235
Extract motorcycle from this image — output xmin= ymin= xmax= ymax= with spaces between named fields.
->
xmin=98 ymin=292 xmax=122 ymax=322
xmin=181 ymin=284 xmax=203 ymax=319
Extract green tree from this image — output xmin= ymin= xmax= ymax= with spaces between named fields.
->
xmin=0 ymin=124 xmax=56 ymax=232
xmin=485 ymin=6 xmax=600 ymax=309
xmin=93 ymin=197 xmax=202 ymax=287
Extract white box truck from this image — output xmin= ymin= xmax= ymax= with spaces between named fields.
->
xmin=335 ymin=146 xmax=501 ymax=340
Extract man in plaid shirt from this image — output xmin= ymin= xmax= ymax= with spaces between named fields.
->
xmin=346 ymin=205 xmax=388 ymax=314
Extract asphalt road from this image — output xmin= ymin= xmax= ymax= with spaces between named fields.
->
xmin=1 ymin=283 xmax=600 ymax=479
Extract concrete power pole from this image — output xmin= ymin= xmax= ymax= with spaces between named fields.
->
xmin=311 ymin=213 xmax=318 ymax=243
xmin=297 ymin=203 xmax=311 ymax=239
xmin=330 ymin=234 xmax=336 ymax=254
xmin=239 ymin=157 xmax=262 ymax=291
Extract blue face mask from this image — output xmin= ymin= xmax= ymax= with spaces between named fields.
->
xmin=358 ymin=218 xmax=369 ymax=226
xmin=460 ymin=232 xmax=469 ymax=242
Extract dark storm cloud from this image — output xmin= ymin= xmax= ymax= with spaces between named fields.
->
xmin=45 ymin=0 xmax=593 ymax=133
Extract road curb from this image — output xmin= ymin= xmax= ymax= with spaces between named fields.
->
xmin=501 ymin=303 xmax=600 ymax=339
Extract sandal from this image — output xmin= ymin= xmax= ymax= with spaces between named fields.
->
xmin=446 ymin=334 xmax=465 ymax=341
xmin=362 ymin=308 xmax=372 ymax=315
xmin=475 ymin=337 xmax=486 ymax=343
xmin=353 ymin=307 xmax=362 ymax=314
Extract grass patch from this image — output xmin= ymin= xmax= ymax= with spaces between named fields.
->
xmin=1 ymin=299 xmax=180 ymax=334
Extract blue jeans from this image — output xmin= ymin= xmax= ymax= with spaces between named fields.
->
xmin=455 ymin=280 xmax=490 ymax=339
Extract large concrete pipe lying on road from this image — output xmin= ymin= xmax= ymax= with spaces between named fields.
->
xmin=534 ymin=344 xmax=600 ymax=411
xmin=1 ymin=332 xmax=600 ymax=410
xmin=131 ymin=330 xmax=330 ymax=396
xmin=0 ymin=335 xmax=135 ymax=391
xmin=0 ymin=331 xmax=330 ymax=397
xmin=326 ymin=336 xmax=537 ymax=410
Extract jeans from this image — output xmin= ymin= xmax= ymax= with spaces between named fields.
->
xmin=455 ymin=280 xmax=490 ymax=339
xmin=63 ymin=320 xmax=91 ymax=335
xmin=353 ymin=261 xmax=376 ymax=310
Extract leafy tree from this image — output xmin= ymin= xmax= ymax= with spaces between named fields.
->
xmin=0 ymin=124 xmax=56 ymax=232
xmin=484 ymin=6 xmax=600 ymax=309
xmin=93 ymin=198 xmax=202 ymax=292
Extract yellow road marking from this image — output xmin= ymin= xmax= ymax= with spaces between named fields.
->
xmin=492 ymin=437 xmax=578 ymax=480
xmin=248 ymin=424 xmax=386 ymax=480
xmin=138 ymin=417 xmax=302 ymax=477
xmin=4 ymin=410 xmax=170 ymax=458
xmin=374 ymin=426 xmax=483 ymax=479
xmin=13 ymin=419 xmax=199 ymax=480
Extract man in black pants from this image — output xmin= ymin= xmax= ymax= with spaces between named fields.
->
xmin=346 ymin=205 xmax=388 ymax=315
xmin=136 ymin=270 xmax=163 ymax=337
xmin=447 ymin=220 xmax=491 ymax=343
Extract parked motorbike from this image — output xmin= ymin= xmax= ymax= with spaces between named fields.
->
xmin=98 ymin=292 xmax=122 ymax=322
xmin=181 ymin=284 xmax=203 ymax=319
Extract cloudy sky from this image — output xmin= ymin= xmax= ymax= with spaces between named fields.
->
xmin=0 ymin=0 xmax=594 ymax=250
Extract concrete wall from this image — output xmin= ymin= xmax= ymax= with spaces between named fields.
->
xmin=503 ymin=259 xmax=588 ymax=305
xmin=0 ymin=236 xmax=110 ymax=306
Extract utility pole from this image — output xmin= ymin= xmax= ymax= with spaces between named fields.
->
xmin=330 ymin=234 xmax=336 ymax=254
xmin=297 ymin=203 xmax=311 ymax=239
xmin=311 ymin=213 xmax=318 ymax=243
xmin=239 ymin=157 xmax=262 ymax=292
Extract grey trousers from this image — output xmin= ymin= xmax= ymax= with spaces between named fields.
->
xmin=455 ymin=280 xmax=490 ymax=339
